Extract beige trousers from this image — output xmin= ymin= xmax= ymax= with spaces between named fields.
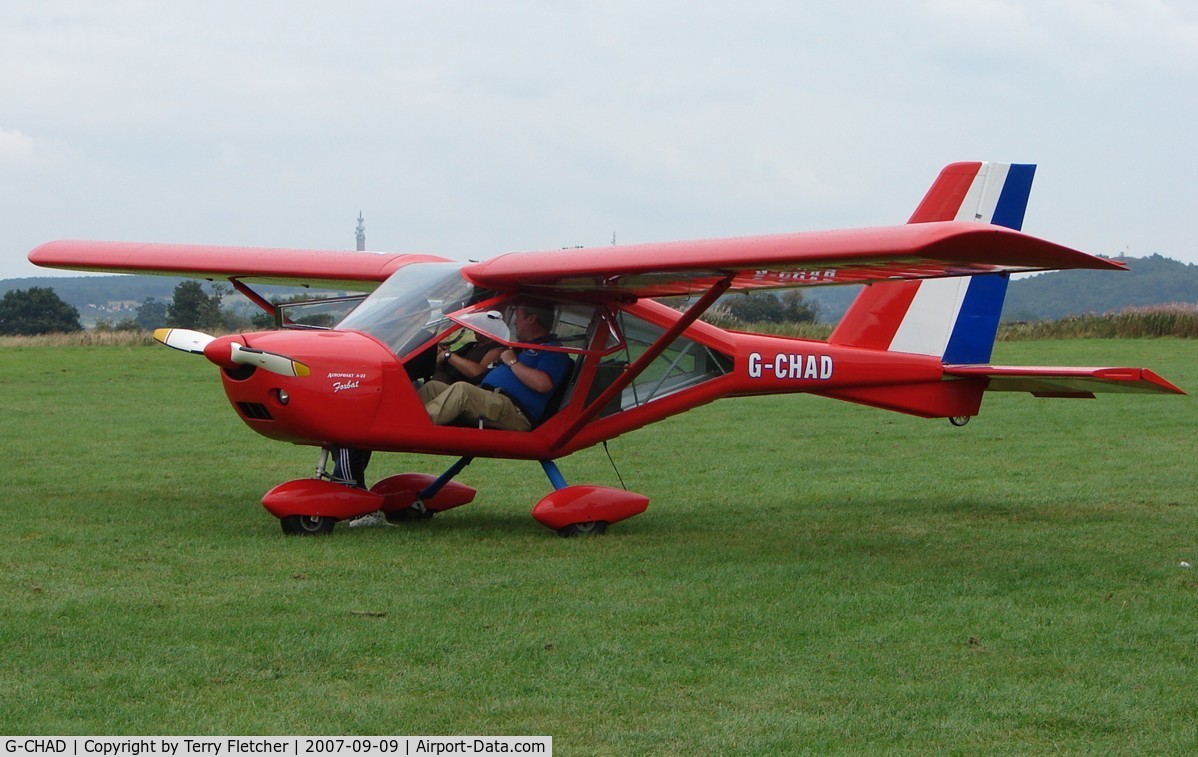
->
xmin=418 ymin=380 xmax=532 ymax=431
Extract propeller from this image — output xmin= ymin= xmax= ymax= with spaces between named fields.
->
xmin=152 ymin=328 xmax=310 ymax=378
xmin=153 ymin=328 xmax=216 ymax=354
xmin=229 ymin=342 xmax=311 ymax=378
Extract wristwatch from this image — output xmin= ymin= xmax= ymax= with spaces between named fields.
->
xmin=507 ymin=357 xmax=518 ymax=367
xmin=443 ymin=351 xmax=452 ymax=361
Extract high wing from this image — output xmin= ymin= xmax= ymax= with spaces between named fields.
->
xmin=462 ymin=221 xmax=1124 ymax=298
xmin=27 ymin=240 xmax=449 ymax=291
xmin=31 ymin=221 xmax=1118 ymax=297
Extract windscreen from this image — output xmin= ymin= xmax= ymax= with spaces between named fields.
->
xmin=336 ymin=262 xmax=477 ymax=357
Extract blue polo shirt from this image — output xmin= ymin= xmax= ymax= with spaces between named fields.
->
xmin=481 ymin=342 xmax=572 ymax=421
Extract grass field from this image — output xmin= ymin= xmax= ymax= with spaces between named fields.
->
xmin=2 ymin=339 xmax=1196 ymax=751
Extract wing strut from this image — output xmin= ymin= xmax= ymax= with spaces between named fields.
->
xmin=551 ymin=276 xmax=734 ymax=451
xmin=230 ymin=279 xmax=278 ymax=319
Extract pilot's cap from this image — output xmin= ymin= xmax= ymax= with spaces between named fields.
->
xmin=455 ymin=310 xmax=510 ymax=341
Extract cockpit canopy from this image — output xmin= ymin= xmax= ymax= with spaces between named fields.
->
xmin=334 ymin=262 xmax=621 ymax=360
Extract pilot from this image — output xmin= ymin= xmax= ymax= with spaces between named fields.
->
xmin=418 ymin=302 xmax=572 ymax=431
xmin=429 ymin=330 xmax=505 ymax=386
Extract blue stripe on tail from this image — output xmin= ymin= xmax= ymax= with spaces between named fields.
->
xmin=943 ymin=273 xmax=1009 ymax=364
xmin=943 ymin=163 xmax=1035 ymax=364
xmin=991 ymin=164 xmax=1036 ymax=231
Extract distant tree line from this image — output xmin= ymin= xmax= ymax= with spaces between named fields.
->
xmin=0 ymin=281 xmax=258 ymax=335
xmin=92 ymin=281 xmax=257 ymax=332
xmin=709 ymin=290 xmax=821 ymax=325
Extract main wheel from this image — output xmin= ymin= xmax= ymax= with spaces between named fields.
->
xmin=557 ymin=521 xmax=608 ymax=537
xmin=280 ymin=515 xmax=336 ymax=536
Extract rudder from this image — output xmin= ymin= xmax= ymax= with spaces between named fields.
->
xmin=829 ymin=162 xmax=1035 ymax=364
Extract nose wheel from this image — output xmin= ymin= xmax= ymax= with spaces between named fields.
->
xmin=280 ymin=514 xmax=336 ymax=535
xmin=557 ymin=521 xmax=608 ymax=537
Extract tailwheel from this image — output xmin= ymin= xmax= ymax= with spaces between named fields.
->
xmin=556 ymin=521 xmax=608 ymax=538
xmin=280 ymin=514 xmax=336 ymax=536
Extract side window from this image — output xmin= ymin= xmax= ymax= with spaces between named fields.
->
xmin=278 ymin=295 xmax=367 ymax=330
xmin=605 ymin=311 xmax=732 ymax=414
xmin=551 ymin=303 xmax=621 ymax=353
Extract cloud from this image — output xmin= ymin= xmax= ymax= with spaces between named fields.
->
xmin=0 ymin=127 xmax=39 ymax=164
xmin=0 ymin=2 xmax=1195 ymax=279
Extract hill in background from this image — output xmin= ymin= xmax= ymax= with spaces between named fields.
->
xmin=1001 ymin=254 xmax=1198 ymax=321
xmin=2 ymin=274 xmax=183 ymax=306
xmin=803 ymin=253 xmax=1198 ymax=323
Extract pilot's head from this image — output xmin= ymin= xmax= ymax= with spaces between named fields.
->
xmin=509 ymin=301 xmax=555 ymax=340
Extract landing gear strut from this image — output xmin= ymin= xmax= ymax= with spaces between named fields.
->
xmin=264 ymin=452 xmax=649 ymax=537
xmin=531 ymin=460 xmax=648 ymax=536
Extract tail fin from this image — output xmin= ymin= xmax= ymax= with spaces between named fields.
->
xmin=829 ymin=162 xmax=1036 ymax=364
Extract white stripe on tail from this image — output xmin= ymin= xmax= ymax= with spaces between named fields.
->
xmin=830 ymin=161 xmax=1035 ymax=364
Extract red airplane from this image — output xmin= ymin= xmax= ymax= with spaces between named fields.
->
xmin=28 ymin=162 xmax=1184 ymax=536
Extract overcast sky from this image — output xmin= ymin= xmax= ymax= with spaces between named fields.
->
xmin=2 ymin=1 xmax=1195 ymax=281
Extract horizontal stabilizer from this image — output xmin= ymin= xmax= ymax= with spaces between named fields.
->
xmin=943 ymin=365 xmax=1185 ymax=397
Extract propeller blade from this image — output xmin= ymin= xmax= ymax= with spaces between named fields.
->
xmin=153 ymin=328 xmax=216 ymax=354
xmin=230 ymin=342 xmax=311 ymax=378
